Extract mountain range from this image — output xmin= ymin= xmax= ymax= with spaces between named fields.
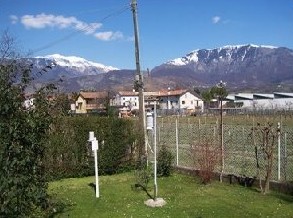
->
xmin=28 ymin=44 xmax=293 ymax=93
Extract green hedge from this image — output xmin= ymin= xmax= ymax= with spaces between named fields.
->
xmin=44 ymin=116 xmax=141 ymax=180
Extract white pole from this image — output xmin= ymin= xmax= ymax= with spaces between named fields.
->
xmin=154 ymin=103 xmax=158 ymax=200
xmin=176 ymin=118 xmax=179 ymax=166
xmin=277 ymin=122 xmax=281 ymax=181
xmin=89 ymin=132 xmax=100 ymax=198
xmin=94 ymin=146 xmax=100 ymax=198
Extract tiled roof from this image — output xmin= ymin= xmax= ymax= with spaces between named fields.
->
xmin=117 ymin=89 xmax=190 ymax=97
xmin=80 ymin=91 xmax=108 ymax=99
xmin=157 ymin=89 xmax=188 ymax=97
xmin=118 ymin=91 xmax=138 ymax=96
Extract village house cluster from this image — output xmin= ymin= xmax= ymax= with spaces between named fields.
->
xmin=72 ymin=90 xmax=293 ymax=116
xmin=74 ymin=89 xmax=204 ymax=117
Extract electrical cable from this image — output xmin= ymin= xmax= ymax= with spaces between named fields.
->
xmin=30 ymin=4 xmax=131 ymax=55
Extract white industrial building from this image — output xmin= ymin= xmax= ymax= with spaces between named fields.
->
xmin=226 ymin=92 xmax=293 ymax=110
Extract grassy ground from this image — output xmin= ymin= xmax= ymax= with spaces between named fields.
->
xmin=49 ymin=172 xmax=293 ymax=218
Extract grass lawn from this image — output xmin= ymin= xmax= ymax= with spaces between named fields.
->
xmin=49 ymin=172 xmax=293 ymax=218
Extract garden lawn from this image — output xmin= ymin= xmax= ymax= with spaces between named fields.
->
xmin=49 ymin=172 xmax=293 ymax=218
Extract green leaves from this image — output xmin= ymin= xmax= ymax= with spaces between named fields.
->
xmin=43 ymin=116 xmax=139 ymax=179
xmin=0 ymin=39 xmax=53 ymax=216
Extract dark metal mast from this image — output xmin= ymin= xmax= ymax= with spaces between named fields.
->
xmin=131 ymin=0 xmax=147 ymax=157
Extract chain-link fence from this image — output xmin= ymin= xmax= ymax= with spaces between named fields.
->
xmin=148 ymin=116 xmax=293 ymax=182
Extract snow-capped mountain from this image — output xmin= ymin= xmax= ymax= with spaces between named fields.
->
xmin=36 ymin=54 xmax=118 ymax=73
xmin=26 ymin=44 xmax=293 ymax=93
xmin=151 ymin=44 xmax=293 ymax=90
xmin=30 ymin=54 xmax=119 ymax=81
xmin=164 ymin=44 xmax=278 ymax=67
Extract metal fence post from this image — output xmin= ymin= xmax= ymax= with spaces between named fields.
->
xmin=176 ymin=118 xmax=179 ymax=166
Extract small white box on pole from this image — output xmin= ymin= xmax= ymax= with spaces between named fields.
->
xmin=146 ymin=112 xmax=154 ymax=130
xmin=92 ymin=138 xmax=99 ymax=151
xmin=89 ymin=131 xmax=95 ymax=141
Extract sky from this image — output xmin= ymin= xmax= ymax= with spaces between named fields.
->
xmin=1 ymin=0 xmax=293 ymax=70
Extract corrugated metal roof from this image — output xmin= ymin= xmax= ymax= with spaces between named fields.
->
xmin=274 ymin=92 xmax=293 ymax=98
xmin=235 ymin=93 xmax=254 ymax=100
xmin=253 ymin=94 xmax=274 ymax=99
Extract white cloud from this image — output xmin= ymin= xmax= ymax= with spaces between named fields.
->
xmin=94 ymin=31 xmax=123 ymax=41
xmin=10 ymin=13 xmax=127 ymax=41
xmin=212 ymin=16 xmax=221 ymax=24
xmin=18 ymin=13 xmax=102 ymax=34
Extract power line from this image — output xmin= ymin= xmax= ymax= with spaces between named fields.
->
xmin=31 ymin=4 xmax=131 ymax=55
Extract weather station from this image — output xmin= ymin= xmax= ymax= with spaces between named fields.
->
xmin=145 ymin=101 xmax=166 ymax=207
xmin=88 ymin=131 xmax=100 ymax=198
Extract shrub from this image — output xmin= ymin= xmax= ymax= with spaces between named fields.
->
xmin=157 ymin=144 xmax=174 ymax=177
xmin=191 ymin=141 xmax=220 ymax=184
xmin=0 ymin=31 xmax=55 ymax=217
xmin=44 ymin=116 xmax=140 ymax=179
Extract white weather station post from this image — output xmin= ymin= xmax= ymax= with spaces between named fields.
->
xmin=88 ymin=131 xmax=99 ymax=198
xmin=145 ymin=103 xmax=166 ymax=207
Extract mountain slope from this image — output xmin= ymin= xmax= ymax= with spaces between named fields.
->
xmin=151 ymin=44 xmax=293 ymax=90
xmin=30 ymin=54 xmax=119 ymax=81
xmin=26 ymin=45 xmax=293 ymax=93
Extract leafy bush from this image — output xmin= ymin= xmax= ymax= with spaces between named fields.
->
xmin=0 ymin=32 xmax=55 ymax=217
xmin=157 ymin=144 xmax=174 ymax=177
xmin=44 ymin=116 xmax=140 ymax=179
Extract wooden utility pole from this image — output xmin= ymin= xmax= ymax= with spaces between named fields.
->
xmin=131 ymin=0 xmax=147 ymax=158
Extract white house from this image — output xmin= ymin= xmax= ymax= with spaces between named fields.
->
xmin=112 ymin=89 xmax=204 ymax=116
xmin=158 ymin=89 xmax=204 ymax=113
xmin=112 ymin=91 xmax=139 ymax=110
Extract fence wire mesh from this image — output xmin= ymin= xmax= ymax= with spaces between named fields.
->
xmin=148 ymin=116 xmax=293 ymax=182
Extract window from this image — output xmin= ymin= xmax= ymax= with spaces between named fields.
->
xmin=182 ymin=100 xmax=185 ymax=104
xmin=191 ymin=101 xmax=193 ymax=104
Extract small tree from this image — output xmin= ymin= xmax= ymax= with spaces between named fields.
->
xmin=201 ymin=90 xmax=213 ymax=110
xmin=250 ymin=122 xmax=279 ymax=194
xmin=191 ymin=141 xmax=220 ymax=184
xmin=157 ymin=144 xmax=174 ymax=177
xmin=0 ymin=30 xmax=55 ymax=216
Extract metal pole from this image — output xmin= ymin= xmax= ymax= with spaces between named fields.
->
xmin=220 ymin=99 xmax=224 ymax=182
xmin=277 ymin=122 xmax=281 ymax=181
xmin=89 ymin=132 xmax=99 ymax=198
xmin=154 ymin=103 xmax=158 ymax=200
xmin=94 ymin=147 xmax=99 ymax=198
xmin=176 ymin=118 xmax=179 ymax=166
xmin=131 ymin=0 xmax=146 ymax=158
